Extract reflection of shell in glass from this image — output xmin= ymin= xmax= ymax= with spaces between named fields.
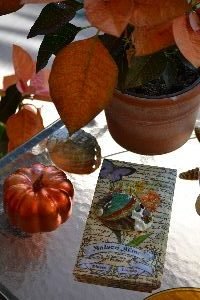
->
xmin=47 ymin=128 xmax=101 ymax=174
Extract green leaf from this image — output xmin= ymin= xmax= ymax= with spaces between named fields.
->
xmin=161 ymin=61 xmax=178 ymax=90
xmin=127 ymin=233 xmax=151 ymax=247
xmin=36 ymin=23 xmax=81 ymax=72
xmin=28 ymin=0 xmax=83 ymax=38
xmin=0 ymin=85 xmax=23 ymax=123
xmin=125 ymin=52 xmax=167 ymax=89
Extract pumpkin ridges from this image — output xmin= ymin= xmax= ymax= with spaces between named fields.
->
xmin=3 ymin=163 xmax=74 ymax=233
xmin=19 ymin=193 xmax=39 ymax=217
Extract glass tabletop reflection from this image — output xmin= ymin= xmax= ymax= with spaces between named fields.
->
xmin=0 ymin=111 xmax=200 ymax=300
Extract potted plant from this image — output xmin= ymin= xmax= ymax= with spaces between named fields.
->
xmin=1 ymin=0 xmax=200 ymax=155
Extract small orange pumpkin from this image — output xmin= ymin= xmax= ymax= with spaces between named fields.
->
xmin=3 ymin=163 xmax=74 ymax=233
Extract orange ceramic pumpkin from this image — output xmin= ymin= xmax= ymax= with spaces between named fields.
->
xmin=3 ymin=163 xmax=74 ymax=233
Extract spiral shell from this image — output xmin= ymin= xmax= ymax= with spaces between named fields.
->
xmin=179 ymin=168 xmax=199 ymax=180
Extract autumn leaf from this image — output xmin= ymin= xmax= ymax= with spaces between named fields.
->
xmin=30 ymin=69 xmax=50 ymax=100
xmin=49 ymin=37 xmax=118 ymax=134
xmin=173 ymin=15 xmax=200 ymax=67
xmin=130 ymin=0 xmax=191 ymax=27
xmin=3 ymin=75 xmax=18 ymax=92
xmin=133 ymin=21 xmax=175 ymax=56
xmin=2 ymin=45 xmax=51 ymax=101
xmin=189 ymin=11 xmax=200 ymax=32
xmin=6 ymin=104 xmax=44 ymax=151
xmin=13 ymin=45 xmax=35 ymax=83
xmin=84 ymin=0 xmax=133 ymax=37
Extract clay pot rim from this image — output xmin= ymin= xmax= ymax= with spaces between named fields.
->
xmin=114 ymin=77 xmax=200 ymax=106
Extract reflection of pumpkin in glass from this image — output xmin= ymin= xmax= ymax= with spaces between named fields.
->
xmin=0 ymin=231 xmax=47 ymax=290
xmin=3 ymin=163 xmax=74 ymax=233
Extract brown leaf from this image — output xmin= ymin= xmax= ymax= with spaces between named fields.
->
xmin=6 ymin=104 xmax=44 ymax=151
xmin=133 ymin=21 xmax=175 ymax=56
xmin=49 ymin=37 xmax=118 ymax=134
xmin=130 ymin=0 xmax=190 ymax=27
xmin=173 ymin=15 xmax=200 ymax=67
xmin=2 ymin=75 xmax=18 ymax=91
xmin=84 ymin=0 xmax=133 ymax=37
xmin=13 ymin=45 xmax=35 ymax=83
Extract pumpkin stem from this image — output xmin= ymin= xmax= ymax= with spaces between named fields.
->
xmin=33 ymin=174 xmax=43 ymax=192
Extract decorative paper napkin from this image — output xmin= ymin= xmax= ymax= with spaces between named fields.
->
xmin=73 ymin=159 xmax=177 ymax=292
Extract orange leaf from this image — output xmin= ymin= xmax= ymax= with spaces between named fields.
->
xmin=189 ymin=11 xmax=200 ymax=32
xmin=173 ymin=15 xmax=200 ymax=67
xmin=133 ymin=21 xmax=175 ymax=56
xmin=2 ymin=74 xmax=18 ymax=91
xmin=12 ymin=45 xmax=35 ymax=83
xmin=130 ymin=0 xmax=190 ymax=27
xmin=84 ymin=0 xmax=133 ymax=37
xmin=30 ymin=69 xmax=51 ymax=101
xmin=49 ymin=37 xmax=118 ymax=134
xmin=6 ymin=104 xmax=44 ymax=151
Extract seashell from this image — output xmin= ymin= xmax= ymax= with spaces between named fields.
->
xmin=47 ymin=127 xmax=101 ymax=174
xmin=100 ymin=216 xmax=135 ymax=231
xmin=195 ymin=194 xmax=200 ymax=216
xmin=179 ymin=167 xmax=199 ymax=180
xmin=195 ymin=126 xmax=200 ymax=142
xmin=98 ymin=193 xmax=137 ymax=222
xmin=97 ymin=192 xmax=155 ymax=232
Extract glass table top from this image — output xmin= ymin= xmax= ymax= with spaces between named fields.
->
xmin=0 ymin=109 xmax=200 ymax=300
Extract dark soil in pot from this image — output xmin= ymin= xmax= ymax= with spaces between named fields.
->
xmin=125 ymin=52 xmax=200 ymax=99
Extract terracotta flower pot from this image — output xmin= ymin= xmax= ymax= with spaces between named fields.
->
xmin=105 ymin=80 xmax=200 ymax=155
